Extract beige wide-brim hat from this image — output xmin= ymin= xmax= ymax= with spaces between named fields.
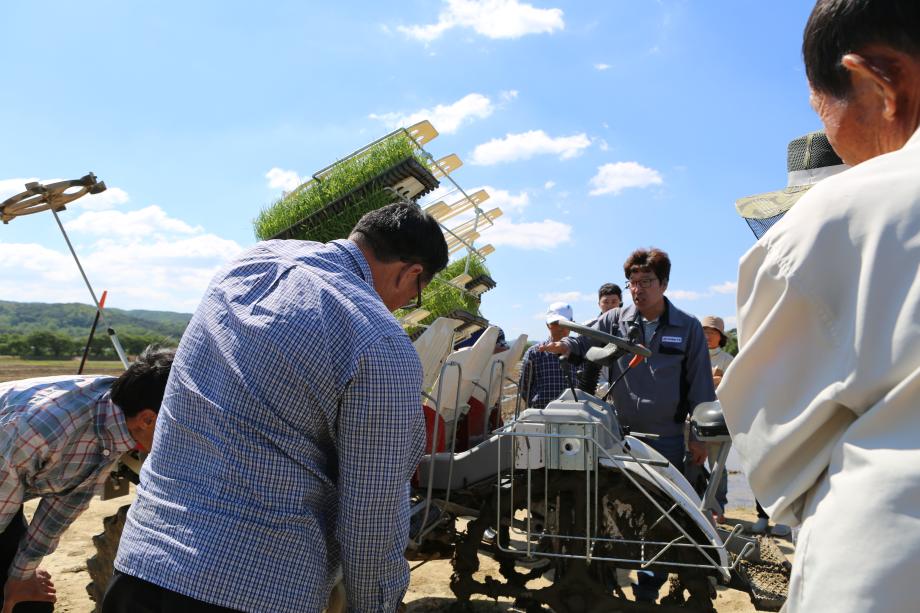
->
xmin=701 ymin=315 xmax=727 ymax=342
xmin=735 ymin=131 xmax=848 ymax=239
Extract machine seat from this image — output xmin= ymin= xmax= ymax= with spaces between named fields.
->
xmin=691 ymin=400 xmax=730 ymax=439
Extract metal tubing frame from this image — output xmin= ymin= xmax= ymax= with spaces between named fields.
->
xmin=307 ymin=124 xmax=495 ymax=268
xmin=493 ymin=419 xmax=752 ymax=579
xmin=51 ymin=210 xmax=129 ymax=367
xmin=482 ymin=360 xmax=505 ymax=436
xmin=699 ymin=439 xmax=732 ymax=516
xmin=382 ymin=186 xmax=485 ymax=308
xmin=412 ymin=360 xmax=465 ymax=546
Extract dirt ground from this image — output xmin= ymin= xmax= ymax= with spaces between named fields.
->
xmin=7 ymin=359 xmax=794 ymax=612
xmin=27 ymin=494 xmax=793 ymax=613
xmin=0 ymin=357 xmax=124 ymax=383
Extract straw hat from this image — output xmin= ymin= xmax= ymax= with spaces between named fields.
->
xmin=735 ymin=131 xmax=847 ymax=239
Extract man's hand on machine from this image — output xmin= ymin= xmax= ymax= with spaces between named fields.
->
xmin=538 ymin=341 xmax=570 ymax=356
xmin=2 ymin=569 xmax=56 ymax=613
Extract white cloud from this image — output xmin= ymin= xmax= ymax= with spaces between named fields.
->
xmin=588 ymin=162 xmax=663 ymax=196
xmin=0 ymin=178 xmax=37 ymax=202
xmin=369 ymin=93 xmax=495 ymax=135
xmin=710 ymin=281 xmax=737 ymax=294
xmin=544 ymin=180 xmax=556 ymax=190
xmin=668 ymin=289 xmax=704 ymax=301
xmin=398 ymin=20 xmax=453 ymax=42
xmin=597 ymin=138 xmax=610 ymax=152
xmin=399 ymin=0 xmax=564 ymax=42
xmin=499 ymin=90 xmax=519 ymax=103
xmin=724 ymin=315 xmax=738 ymax=329
xmin=265 ymin=167 xmax=301 ymax=193
xmin=75 ymin=187 xmax=130 ymax=211
xmin=1 ymin=179 xmax=245 ymax=312
xmin=479 ymin=185 xmax=529 ymax=213
xmin=0 ymin=208 xmax=243 ymax=312
xmin=666 ymin=281 xmax=738 ymax=302
xmin=471 ymin=130 xmax=591 ymax=165
xmin=479 ymin=217 xmax=571 ymax=249
xmin=539 ymin=291 xmax=593 ymax=303
xmin=594 ymin=63 xmax=611 ymax=71
xmin=65 ymin=205 xmax=202 ymax=237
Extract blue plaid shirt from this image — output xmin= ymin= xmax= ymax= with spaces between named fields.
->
xmin=0 ymin=376 xmax=133 ymax=579
xmin=115 ymin=239 xmax=426 ymax=612
xmin=518 ymin=339 xmax=578 ymax=409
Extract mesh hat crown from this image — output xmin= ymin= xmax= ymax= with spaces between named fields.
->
xmin=786 ymin=130 xmax=842 ymax=173
xmin=735 ymin=131 xmax=847 ymax=239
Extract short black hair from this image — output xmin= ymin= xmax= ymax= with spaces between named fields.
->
xmin=804 ymin=0 xmax=920 ymax=98
xmin=598 ymin=283 xmax=622 ymax=300
xmin=110 ymin=345 xmax=175 ymax=417
xmin=350 ymin=202 xmax=449 ymax=281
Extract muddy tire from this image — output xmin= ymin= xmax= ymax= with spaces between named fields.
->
xmin=86 ymin=504 xmax=130 ymax=611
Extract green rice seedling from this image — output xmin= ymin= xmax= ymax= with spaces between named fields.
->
xmin=398 ymin=256 xmax=491 ymax=334
xmin=253 ymin=134 xmax=432 ymax=241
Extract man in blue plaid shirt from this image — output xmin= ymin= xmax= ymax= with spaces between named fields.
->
xmin=105 ymin=203 xmax=448 ymax=613
xmin=0 ymin=346 xmax=173 ymax=613
xmin=518 ymin=302 xmax=578 ymax=410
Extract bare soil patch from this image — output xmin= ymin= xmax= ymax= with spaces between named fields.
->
xmin=30 ymin=496 xmax=791 ymax=612
xmin=0 ymin=357 xmax=123 ymax=384
xmin=11 ymin=359 xmax=794 ymax=612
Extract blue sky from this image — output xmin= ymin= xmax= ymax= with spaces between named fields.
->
xmin=0 ymin=0 xmax=821 ymax=343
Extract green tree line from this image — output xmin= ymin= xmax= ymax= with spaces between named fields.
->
xmin=725 ymin=328 xmax=739 ymax=356
xmin=0 ymin=330 xmax=180 ymax=360
xmin=0 ymin=300 xmax=189 ymax=339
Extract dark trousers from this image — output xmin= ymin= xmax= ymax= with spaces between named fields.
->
xmin=102 ymin=571 xmax=241 ymax=613
xmin=0 ymin=507 xmax=54 ymax=613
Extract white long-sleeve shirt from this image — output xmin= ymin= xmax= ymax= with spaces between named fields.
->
xmin=719 ymin=126 xmax=920 ymax=613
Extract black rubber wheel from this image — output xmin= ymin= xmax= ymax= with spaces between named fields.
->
xmin=85 ymin=504 xmax=130 ymax=611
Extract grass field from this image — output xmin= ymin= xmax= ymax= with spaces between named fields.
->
xmin=0 ymin=356 xmax=124 ymax=383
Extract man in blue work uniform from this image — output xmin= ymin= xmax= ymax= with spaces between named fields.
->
xmin=541 ymin=247 xmax=715 ymax=603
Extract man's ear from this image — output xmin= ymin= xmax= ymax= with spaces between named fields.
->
xmin=136 ymin=408 xmax=157 ymax=430
xmin=399 ymin=262 xmax=424 ymax=284
xmin=841 ymin=52 xmax=899 ymax=121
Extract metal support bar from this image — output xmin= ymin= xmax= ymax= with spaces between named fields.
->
xmin=51 ymin=210 xmax=129 ymax=368
xmin=699 ymin=439 xmax=732 ymax=516
xmin=414 ymin=360 xmax=465 ymax=545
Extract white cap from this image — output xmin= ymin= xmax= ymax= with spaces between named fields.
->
xmin=546 ymin=302 xmax=573 ymax=324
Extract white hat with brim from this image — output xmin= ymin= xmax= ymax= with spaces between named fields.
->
xmin=546 ymin=302 xmax=573 ymax=325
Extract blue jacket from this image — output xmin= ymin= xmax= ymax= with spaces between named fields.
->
xmin=563 ymin=298 xmax=715 ymax=437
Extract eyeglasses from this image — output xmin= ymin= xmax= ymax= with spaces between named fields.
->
xmin=401 ymin=275 xmax=423 ymax=310
xmin=626 ymin=277 xmax=658 ymax=289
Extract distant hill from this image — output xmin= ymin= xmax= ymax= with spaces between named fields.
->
xmin=0 ymin=300 xmax=192 ymax=339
